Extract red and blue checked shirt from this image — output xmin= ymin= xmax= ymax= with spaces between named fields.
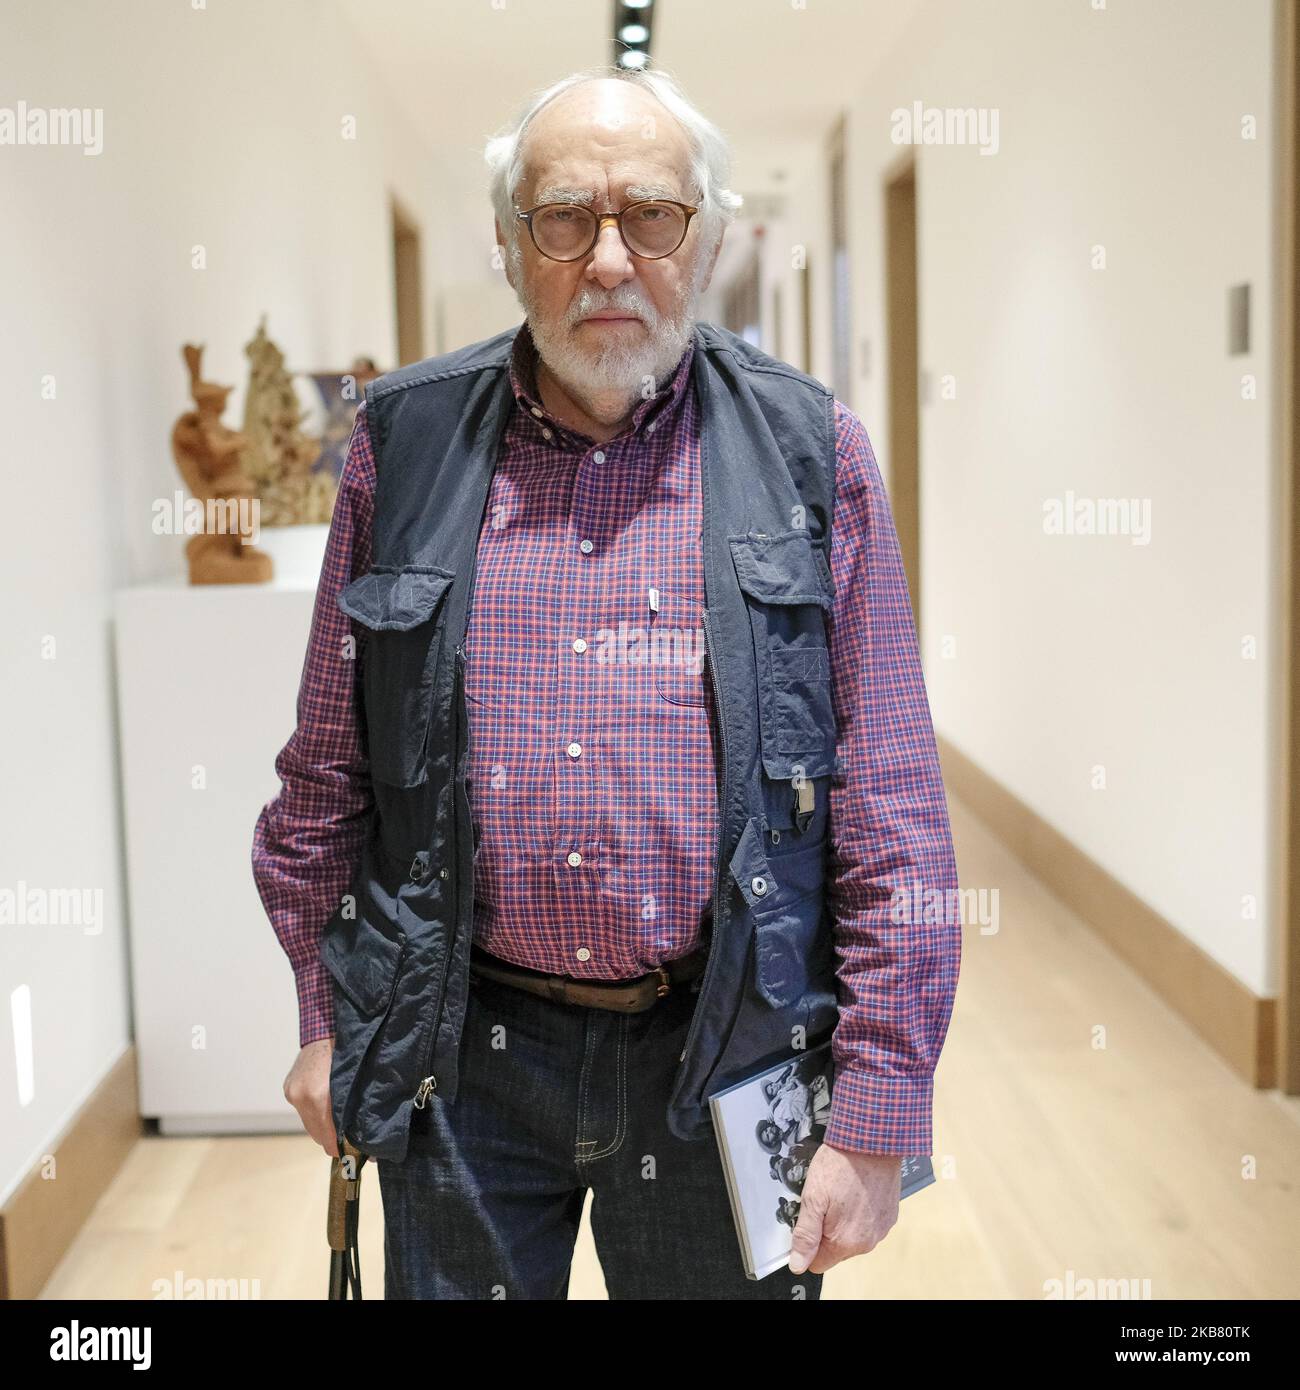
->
xmin=252 ymin=322 xmax=962 ymax=1155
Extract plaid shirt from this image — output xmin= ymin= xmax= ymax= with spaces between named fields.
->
xmin=252 ymin=322 xmax=961 ymax=1154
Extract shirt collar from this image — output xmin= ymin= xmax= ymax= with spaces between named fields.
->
xmin=508 ymin=317 xmax=695 ymax=448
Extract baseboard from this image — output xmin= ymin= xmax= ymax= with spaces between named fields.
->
xmin=938 ymin=736 xmax=1276 ymax=1088
xmin=0 ymin=1045 xmax=142 ymax=1299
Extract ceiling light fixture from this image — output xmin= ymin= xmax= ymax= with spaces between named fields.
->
xmin=612 ymin=0 xmax=655 ymax=70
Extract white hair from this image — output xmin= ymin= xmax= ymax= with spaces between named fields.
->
xmin=484 ymin=65 xmax=744 ymax=263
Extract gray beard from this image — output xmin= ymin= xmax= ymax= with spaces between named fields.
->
xmin=512 ymin=254 xmax=700 ymax=420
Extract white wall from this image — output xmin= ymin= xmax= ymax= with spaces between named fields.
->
xmin=769 ymin=0 xmax=1278 ymax=996
xmin=0 ymin=0 xmax=457 ymax=1205
xmin=440 ymin=279 xmax=523 ymax=353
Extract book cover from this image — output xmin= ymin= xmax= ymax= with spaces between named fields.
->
xmin=708 ymin=1041 xmax=936 ymax=1280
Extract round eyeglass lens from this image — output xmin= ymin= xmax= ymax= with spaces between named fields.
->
xmin=532 ymin=205 xmax=596 ymax=259
xmin=621 ymin=202 xmax=687 ymax=256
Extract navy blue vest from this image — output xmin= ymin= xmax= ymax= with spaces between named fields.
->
xmin=322 ymin=321 xmax=841 ymax=1162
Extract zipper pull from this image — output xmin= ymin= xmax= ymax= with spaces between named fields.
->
xmin=413 ymin=1075 xmax=437 ymax=1109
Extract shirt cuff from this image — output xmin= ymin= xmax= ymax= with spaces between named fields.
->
xmin=823 ymin=1063 xmax=935 ymax=1155
xmin=294 ymin=959 xmax=336 ymax=1048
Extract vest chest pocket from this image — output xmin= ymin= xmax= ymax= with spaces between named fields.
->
xmin=729 ymin=531 xmax=837 ymax=782
xmin=336 ymin=565 xmax=456 ymax=788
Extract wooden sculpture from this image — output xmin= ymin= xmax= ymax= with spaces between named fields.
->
xmin=171 ymin=344 xmax=273 ymax=584
xmin=241 ymin=318 xmax=334 ymax=526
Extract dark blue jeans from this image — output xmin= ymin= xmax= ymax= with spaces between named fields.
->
xmin=375 ymin=959 xmax=824 ymax=1300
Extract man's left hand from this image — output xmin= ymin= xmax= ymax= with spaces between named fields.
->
xmin=787 ymin=1147 xmax=901 ymax=1276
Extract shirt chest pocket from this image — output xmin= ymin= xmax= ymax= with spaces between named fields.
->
xmin=649 ymin=588 xmax=710 ymax=707
xmin=336 ymin=565 xmax=457 ymax=788
xmin=729 ymin=530 xmax=837 ymax=785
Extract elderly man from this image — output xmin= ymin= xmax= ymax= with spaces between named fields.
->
xmin=254 ymin=64 xmax=961 ymax=1301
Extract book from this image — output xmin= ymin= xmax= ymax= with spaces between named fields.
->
xmin=708 ymin=1041 xmax=937 ymax=1280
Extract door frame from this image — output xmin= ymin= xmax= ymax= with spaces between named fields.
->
xmin=1276 ymin=0 xmax=1300 ymax=1095
xmin=883 ymin=150 xmax=921 ymax=639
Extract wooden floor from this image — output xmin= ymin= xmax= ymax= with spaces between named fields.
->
xmin=40 ymin=796 xmax=1300 ymax=1299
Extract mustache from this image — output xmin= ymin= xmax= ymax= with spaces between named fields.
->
xmin=566 ymin=292 xmax=654 ymax=327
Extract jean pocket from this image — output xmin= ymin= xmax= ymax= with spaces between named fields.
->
xmin=336 ymin=565 xmax=456 ymax=788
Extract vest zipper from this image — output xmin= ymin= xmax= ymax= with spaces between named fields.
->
xmin=676 ymin=608 xmax=729 ymax=1067
xmin=413 ymin=639 xmax=468 ymax=1110
xmin=408 ymin=449 xmax=499 ymax=1111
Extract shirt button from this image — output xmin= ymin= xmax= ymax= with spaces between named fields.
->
xmin=530 ymin=406 xmax=544 ymax=418
xmin=575 ymin=947 xmax=591 ymax=962
xmin=579 ymin=539 xmax=594 ymax=554
xmin=572 ymin=637 xmax=588 ymax=653
xmin=541 ymin=427 xmax=553 ymax=440
xmin=567 ymin=850 xmax=583 ymax=867
xmin=751 ymin=875 xmax=769 ymax=897
xmin=567 ymin=741 xmax=582 ymax=758
xmin=646 ymin=422 xmax=657 ymax=434
xmin=592 ymin=450 xmax=605 ymax=463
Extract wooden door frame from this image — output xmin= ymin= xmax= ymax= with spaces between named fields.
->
xmin=884 ymin=150 xmax=921 ymax=640
xmin=391 ymin=195 xmax=424 ymax=367
xmin=1277 ymin=0 xmax=1300 ymax=1095
xmin=828 ymin=114 xmax=853 ymax=406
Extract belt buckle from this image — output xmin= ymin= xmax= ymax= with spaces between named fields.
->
xmin=654 ymin=966 xmax=671 ymax=999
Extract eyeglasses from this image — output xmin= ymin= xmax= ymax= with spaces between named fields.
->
xmin=515 ymin=199 xmax=699 ymax=262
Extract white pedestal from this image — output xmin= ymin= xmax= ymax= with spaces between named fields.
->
xmin=256 ymin=524 xmax=330 ymax=588
xmin=114 ymin=572 xmax=323 ymax=1134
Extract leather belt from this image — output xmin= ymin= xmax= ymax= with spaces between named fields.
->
xmin=468 ymin=941 xmax=708 ymax=1013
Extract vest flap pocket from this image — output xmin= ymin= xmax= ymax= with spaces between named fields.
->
xmin=336 ymin=566 xmax=455 ymax=631
xmin=336 ymin=565 xmax=456 ymax=788
xmin=730 ymin=825 xmax=830 ymax=1009
xmin=728 ymin=820 xmax=826 ymax=912
xmin=321 ymin=911 xmax=406 ymax=1018
xmin=728 ymin=531 xmax=832 ymax=609
xmin=729 ymin=817 xmax=775 ymax=909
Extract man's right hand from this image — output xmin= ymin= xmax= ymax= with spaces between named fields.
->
xmin=284 ymin=1038 xmax=338 ymax=1157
